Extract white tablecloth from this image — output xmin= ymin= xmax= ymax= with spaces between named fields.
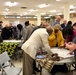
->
xmin=41 ymin=48 xmax=75 ymax=75
xmin=3 ymin=40 xmax=23 ymax=47
xmin=3 ymin=40 xmax=22 ymax=43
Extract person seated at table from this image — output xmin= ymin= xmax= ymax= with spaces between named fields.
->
xmin=1 ymin=24 xmax=13 ymax=40
xmin=48 ymin=26 xmax=64 ymax=47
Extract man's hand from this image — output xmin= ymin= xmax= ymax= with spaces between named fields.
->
xmin=49 ymin=53 xmax=60 ymax=61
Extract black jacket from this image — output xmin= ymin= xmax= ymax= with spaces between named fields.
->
xmin=61 ymin=23 xmax=66 ymax=28
xmin=1 ymin=27 xmax=13 ymax=40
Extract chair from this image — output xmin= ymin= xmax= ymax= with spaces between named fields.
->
xmin=0 ymin=51 xmax=22 ymax=75
xmin=13 ymin=47 xmax=23 ymax=62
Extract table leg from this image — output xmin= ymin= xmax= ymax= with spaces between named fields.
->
xmin=40 ymin=66 xmax=42 ymax=75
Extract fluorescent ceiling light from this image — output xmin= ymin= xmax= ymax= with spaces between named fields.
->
xmin=23 ymin=16 xmax=32 ymax=18
xmin=50 ymin=10 xmax=57 ymax=12
xmin=33 ymin=17 xmax=37 ymax=18
xmin=56 ymin=0 xmax=61 ymax=1
xmin=37 ymin=4 xmax=50 ymax=8
xmin=5 ymin=1 xmax=17 ymax=7
xmin=29 ymin=9 xmax=37 ymax=12
xmin=70 ymin=10 xmax=75 ymax=13
xmin=57 ymin=13 xmax=62 ymax=15
xmin=26 ymin=17 xmax=32 ymax=18
xmin=16 ymin=16 xmax=21 ymax=18
xmin=41 ymin=13 xmax=46 ymax=15
xmin=70 ymin=5 xmax=75 ymax=9
xmin=5 ymin=8 xmax=9 ymax=11
xmin=5 ymin=16 xmax=15 ymax=18
xmin=44 ymin=17 xmax=50 ymax=19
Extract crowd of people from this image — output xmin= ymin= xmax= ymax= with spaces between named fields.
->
xmin=0 ymin=16 xmax=76 ymax=75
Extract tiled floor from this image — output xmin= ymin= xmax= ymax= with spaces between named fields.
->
xmin=13 ymin=60 xmax=23 ymax=75
xmin=13 ymin=59 xmax=74 ymax=75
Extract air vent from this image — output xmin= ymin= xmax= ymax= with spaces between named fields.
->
xmin=21 ymin=7 xmax=27 ymax=9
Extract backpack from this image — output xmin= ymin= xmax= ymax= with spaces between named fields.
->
xmin=50 ymin=63 xmax=68 ymax=74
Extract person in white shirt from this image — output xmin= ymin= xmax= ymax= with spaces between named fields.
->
xmin=22 ymin=25 xmax=53 ymax=75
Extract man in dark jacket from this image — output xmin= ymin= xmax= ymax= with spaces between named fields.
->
xmin=62 ymin=21 xmax=73 ymax=39
xmin=61 ymin=20 xmax=67 ymax=29
xmin=1 ymin=24 xmax=13 ymax=40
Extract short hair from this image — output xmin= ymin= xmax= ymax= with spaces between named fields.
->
xmin=67 ymin=21 xmax=72 ymax=25
xmin=53 ymin=24 xmax=61 ymax=30
xmin=17 ymin=24 xmax=23 ymax=31
xmin=46 ymin=26 xmax=53 ymax=35
xmin=73 ymin=22 xmax=76 ymax=26
xmin=25 ymin=21 xmax=29 ymax=26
